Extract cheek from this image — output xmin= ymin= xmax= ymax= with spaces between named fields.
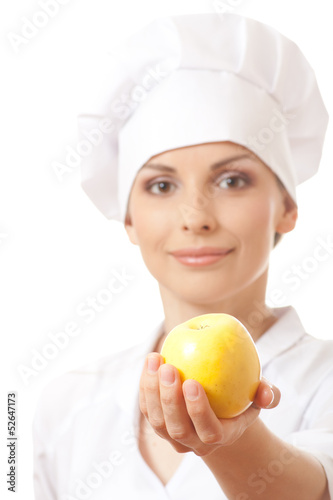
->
xmin=130 ymin=205 xmax=169 ymax=259
xmin=250 ymin=198 xmax=275 ymax=233
xmin=224 ymin=196 xmax=276 ymax=247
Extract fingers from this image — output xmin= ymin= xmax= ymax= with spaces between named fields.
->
xmin=182 ymin=380 xmax=225 ymax=451
xmin=140 ymin=354 xmax=192 ymax=452
xmin=158 ymin=365 xmax=195 ymax=451
xmin=141 ymin=354 xmax=221 ymax=455
xmin=139 ymin=353 xmax=163 ymax=424
xmin=140 ymin=354 xmax=276 ymax=455
xmin=253 ymin=378 xmax=281 ymax=409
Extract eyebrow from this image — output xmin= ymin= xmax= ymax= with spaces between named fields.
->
xmin=140 ymin=154 xmax=253 ymax=173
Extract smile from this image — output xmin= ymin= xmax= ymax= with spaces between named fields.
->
xmin=169 ymin=247 xmax=233 ymax=267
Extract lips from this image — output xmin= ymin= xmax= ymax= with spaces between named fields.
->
xmin=169 ymin=247 xmax=233 ymax=267
xmin=170 ymin=247 xmax=232 ymax=257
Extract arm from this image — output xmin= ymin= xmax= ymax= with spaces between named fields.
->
xmin=140 ymin=353 xmax=329 ymax=500
xmin=201 ymin=418 xmax=328 ymax=500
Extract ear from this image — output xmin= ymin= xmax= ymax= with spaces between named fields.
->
xmin=275 ymin=192 xmax=298 ymax=235
xmin=124 ymin=211 xmax=139 ymax=246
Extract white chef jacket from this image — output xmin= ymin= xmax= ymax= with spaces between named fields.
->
xmin=32 ymin=306 xmax=333 ymax=499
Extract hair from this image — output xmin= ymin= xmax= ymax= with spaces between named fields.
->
xmin=274 ymin=232 xmax=283 ymax=247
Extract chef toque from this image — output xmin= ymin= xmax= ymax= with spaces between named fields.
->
xmin=78 ymin=12 xmax=329 ymax=223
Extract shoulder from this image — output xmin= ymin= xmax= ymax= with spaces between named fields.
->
xmin=287 ymin=310 xmax=333 ymax=374
xmin=37 ymin=341 xmax=138 ymax=397
xmin=295 ymin=332 xmax=333 ymax=380
xmin=32 ymin=324 xmax=162 ymax=444
xmin=261 ymin=306 xmax=333 ymax=383
xmin=298 ymin=330 xmax=333 ymax=354
xmin=272 ymin=305 xmax=333 ymax=357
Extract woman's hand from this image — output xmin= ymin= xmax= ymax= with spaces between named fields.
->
xmin=139 ymin=352 xmax=281 ymax=457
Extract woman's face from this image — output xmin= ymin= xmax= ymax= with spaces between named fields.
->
xmin=125 ymin=142 xmax=297 ymax=305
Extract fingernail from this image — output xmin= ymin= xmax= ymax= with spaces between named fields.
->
xmin=184 ymin=381 xmax=199 ymax=401
xmin=267 ymin=388 xmax=274 ymax=406
xmin=160 ymin=365 xmax=175 ymax=386
xmin=147 ymin=356 xmax=159 ymax=374
xmin=262 ymin=377 xmax=274 ymax=390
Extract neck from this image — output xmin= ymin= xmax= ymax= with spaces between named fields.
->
xmin=154 ymin=271 xmax=277 ymax=352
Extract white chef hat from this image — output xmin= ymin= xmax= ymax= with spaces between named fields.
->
xmin=78 ymin=12 xmax=328 ymax=223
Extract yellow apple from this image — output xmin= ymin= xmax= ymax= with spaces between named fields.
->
xmin=161 ymin=313 xmax=261 ymax=418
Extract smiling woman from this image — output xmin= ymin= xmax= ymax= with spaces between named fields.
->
xmin=124 ymin=142 xmax=297 ymax=334
xmin=32 ymin=12 xmax=333 ymax=500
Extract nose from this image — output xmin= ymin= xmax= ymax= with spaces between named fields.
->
xmin=179 ymin=199 xmax=217 ymax=233
xmin=183 ymin=223 xmax=210 ymax=231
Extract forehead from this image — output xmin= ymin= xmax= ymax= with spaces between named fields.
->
xmin=144 ymin=141 xmax=253 ymax=165
xmin=136 ymin=140 xmax=282 ymax=188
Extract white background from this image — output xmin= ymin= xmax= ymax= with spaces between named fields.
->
xmin=0 ymin=0 xmax=332 ymax=498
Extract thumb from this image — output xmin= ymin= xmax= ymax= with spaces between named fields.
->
xmin=253 ymin=378 xmax=281 ymax=409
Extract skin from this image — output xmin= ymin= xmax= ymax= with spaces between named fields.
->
xmin=124 ymin=141 xmax=328 ymax=499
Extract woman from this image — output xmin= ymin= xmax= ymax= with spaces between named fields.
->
xmin=33 ymin=12 xmax=333 ymax=499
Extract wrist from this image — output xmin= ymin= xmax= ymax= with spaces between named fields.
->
xmin=204 ymin=416 xmax=266 ymax=463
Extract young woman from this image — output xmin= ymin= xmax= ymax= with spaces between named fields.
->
xmin=33 ymin=12 xmax=333 ymax=500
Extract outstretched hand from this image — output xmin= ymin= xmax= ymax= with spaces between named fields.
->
xmin=139 ymin=352 xmax=280 ymax=457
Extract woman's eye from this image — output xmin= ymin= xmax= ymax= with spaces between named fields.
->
xmin=147 ymin=180 xmax=175 ymax=194
xmin=218 ymin=174 xmax=248 ymax=189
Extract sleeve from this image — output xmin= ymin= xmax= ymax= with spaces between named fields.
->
xmin=31 ymin=369 xmax=99 ymax=500
xmin=31 ymin=335 xmax=157 ymax=499
xmin=31 ymin=345 xmax=140 ymax=499
xmin=284 ymin=365 xmax=333 ymax=499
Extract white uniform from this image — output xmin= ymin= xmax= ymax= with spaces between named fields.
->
xmin=32 ymin=306 xmax=333 ymax=499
